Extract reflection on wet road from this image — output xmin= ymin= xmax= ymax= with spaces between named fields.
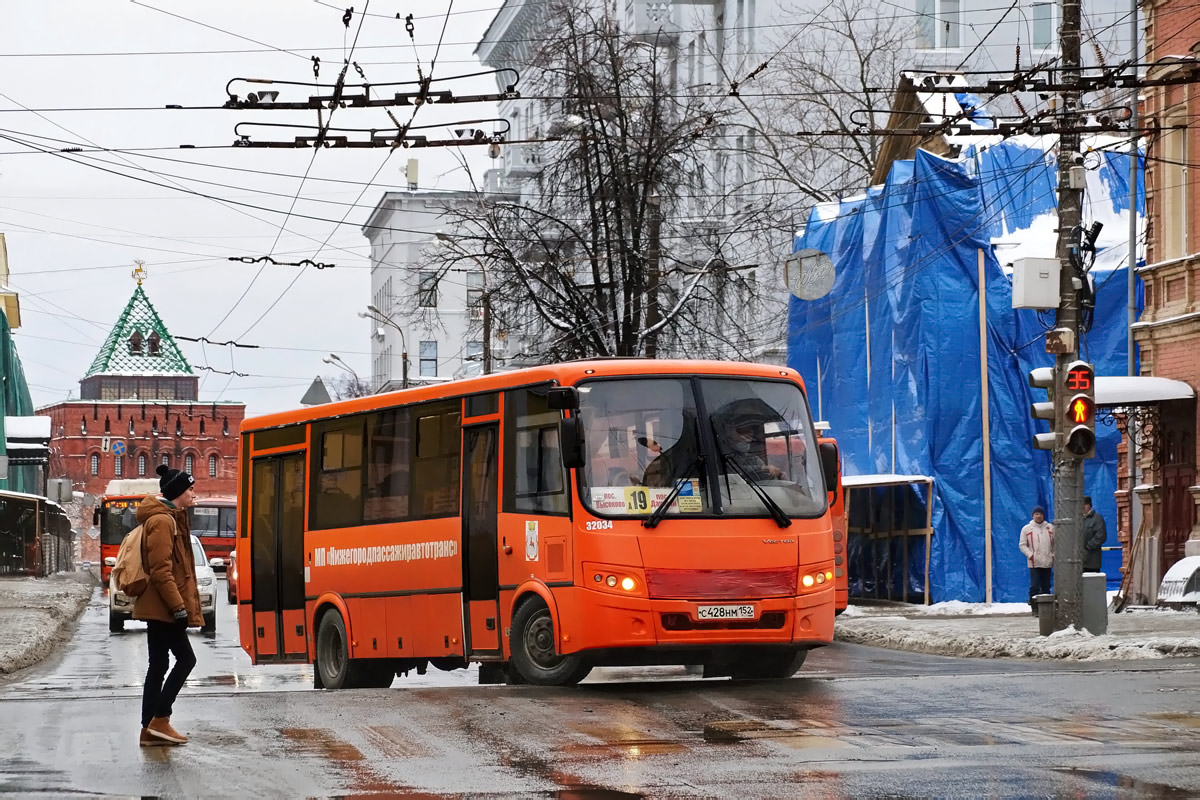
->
xmin=1 ymin=580 xmax=1199 ymax=797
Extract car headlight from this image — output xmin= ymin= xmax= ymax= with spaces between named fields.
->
xmin=197 ymin=577 xmax=214 ymax=587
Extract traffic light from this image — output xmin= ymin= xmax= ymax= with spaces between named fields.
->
xmin=1063 ymin=360 xmax=1096 ymax=458
xmin=1028 ymin=365 xmax=1058 ymax=451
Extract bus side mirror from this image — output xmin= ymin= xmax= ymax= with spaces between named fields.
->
xmin=819 ymin=442 xmax=839 ymax=495
xmin=559 ymin=416 xmax=585 ymax=469
xmin=547 ymin=387 xmax=579 ymax=411
xmin=92 ymin=508 xmax=101 ymax=526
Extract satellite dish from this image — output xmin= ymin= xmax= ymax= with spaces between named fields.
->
xmin=785 ymin=249 xmax=836 ymax=300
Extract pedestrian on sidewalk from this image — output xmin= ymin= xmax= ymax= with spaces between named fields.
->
xmin=1019 ymin=504 xmax=1054 ymax=611
xmin=134 ymin=465 xmax=201 ymax=747
xmin=1082 ymin=495 xmax=1107 ymax=574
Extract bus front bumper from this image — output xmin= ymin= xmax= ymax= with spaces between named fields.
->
xmin=554 ymin=585 xmax=835 ymax=655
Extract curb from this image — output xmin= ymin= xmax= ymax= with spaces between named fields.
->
xmin=0 ymin=574 xmax=95 ymax=676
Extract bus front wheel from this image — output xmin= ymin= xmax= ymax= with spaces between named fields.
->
xmin=509 ymin=600 xmax=591 ymax=686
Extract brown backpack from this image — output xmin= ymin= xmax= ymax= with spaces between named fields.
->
xmin=111 ymin=515 xmax=174 ymax=597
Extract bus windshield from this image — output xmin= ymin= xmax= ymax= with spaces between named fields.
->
xmin=100 ymin=501 xmax=139 ymax=545
xmin=577 ymin=377 xmax=826 ymax=519
xmin=189 ymin=505 xmax=237 ymax=538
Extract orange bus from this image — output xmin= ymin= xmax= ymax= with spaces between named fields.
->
xmin=236 ymin=360 xmax=839 ymax=688
xmin=188 ymin=496 xmax=237 ymax=567
xmin=98 ymin=481 xmax=235 ymax=579
xmin=96 ymin=479 xmax=160 ymax=583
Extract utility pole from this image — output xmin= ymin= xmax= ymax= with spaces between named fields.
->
xmin=644 ymin=190 xmax=662 ymax=359
xmin=1052 ymin=0 xmax=1086 ymax=629
xmin=482 ymin=281 xmax=493 ymax=375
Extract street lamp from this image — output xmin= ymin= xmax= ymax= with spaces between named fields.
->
xmin=322 ymin=353 xmax=360 ymax=383
xmin=435 ymin=231 xmax=492 ymax=374
xmin=359 ymin=306 xmax=409 ymax=389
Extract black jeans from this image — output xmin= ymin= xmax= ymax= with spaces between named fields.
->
xmin=141 ymin=619 xmax=197 ymax=727
xmin=1028 ymin=567 xmax=1053 ymax=605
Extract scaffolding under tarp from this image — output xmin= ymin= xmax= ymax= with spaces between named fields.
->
xmin=842 ymin=474 xmax=935 ymax=604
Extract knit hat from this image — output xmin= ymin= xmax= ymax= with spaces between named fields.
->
xmin=1032 ymin=505 xmax=1045 ymax=516
xmin=157 ymin=463 xmax=195 ymax=501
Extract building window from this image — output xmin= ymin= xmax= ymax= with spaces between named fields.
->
xmin=129 ymin=419 xmax=135 ymax=436
xmin=418 ymin=271 xmax=439 ymax=307
xmin=185 ymin=454 xmax=194 ymax=474
xmin=209 ymin=454 xmax=218 ymax=477
xmin=1031 ymin=2 xmax=1054 ymax=49
xmin=223 ymin=417 xmax=229 ymax=436
xmin=466 ymin=272 xmax=484 ymax=318
xmin=148 ymin=331 xmax=161 ymax=356
xmin=199 ymin=419 xmax=206 ymax=436
xmin=90 ymin=453 xmax=99 ymax=476
xmin=129 ymin=331 xmax=144 ymax=355
xmin=114 ymin=455 xmax=123 ymax=478
xmin=138 ymin=454 xmax=146 ymax=476
xmin=916 ymin=0 xmax=960 ymax=48
xmin=1161 ymin=107 xmax=1189 ymax=261
xmin=419 ymin=340 xmax=438 ymax=377
xmin=162 ymin=454 xmax=170 ymax=467
xmin=80 ymin=417 xmax=87 ymax=435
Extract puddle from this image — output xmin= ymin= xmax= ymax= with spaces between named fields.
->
xmin=1057 ymin=768 xmax=1194 ymax=797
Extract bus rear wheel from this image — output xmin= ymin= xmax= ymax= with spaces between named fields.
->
xmin=315 ymin=609 xmax=387 ymax=690
xmin=509 ymin=600 xmax=591 ymax=686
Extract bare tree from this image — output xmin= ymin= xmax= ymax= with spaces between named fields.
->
xmin=325 ymin=373 xmax=374 ymax=400
xmin=426 ymin=0 xmax=780 ymax=364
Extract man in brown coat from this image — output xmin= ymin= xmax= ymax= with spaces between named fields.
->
xmin=134 ymin=464 xmax=201 ymax=746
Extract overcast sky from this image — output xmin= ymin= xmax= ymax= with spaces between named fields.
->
xmin=2 ymin=0 xmax=502 ymax=417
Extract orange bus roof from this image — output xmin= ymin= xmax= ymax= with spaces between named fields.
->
xmin=242 ymin=359 xmax=805 ymax=433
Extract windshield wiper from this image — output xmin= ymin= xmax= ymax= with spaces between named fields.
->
xmin=642 ymin=453 xmax=704 ymax=529
xmin=711 ymin=421 xmax=792 ymax=529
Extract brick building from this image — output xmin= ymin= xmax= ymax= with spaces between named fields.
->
xmin=38 ymin=281 xmax=244 ymax=564
xmin=1126 ymin=1 xmax=1200 ymax=597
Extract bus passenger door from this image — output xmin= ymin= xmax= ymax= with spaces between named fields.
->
xmin=250 ymin=452 xmax=308 ymax=662
xmin=461 ymin=423 xmax=501 ymax=655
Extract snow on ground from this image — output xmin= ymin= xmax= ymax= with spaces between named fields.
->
xmin=0 ymin=573 xmax=94 ymax=676
xmin=836 ymin=603 xmax=1200 ymax=661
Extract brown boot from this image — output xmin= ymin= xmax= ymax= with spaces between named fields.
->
xmin=139 ymin=727 xmax=169 ymax=747
xmin=146 ymin=716 xmax=188 ymax=744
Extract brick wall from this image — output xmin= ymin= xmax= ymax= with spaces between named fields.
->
xmin=39 ymin=400 xmax=245 ymax=559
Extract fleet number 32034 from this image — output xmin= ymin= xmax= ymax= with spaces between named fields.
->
xmin=585 ymin=520 xmax=614 ymax=530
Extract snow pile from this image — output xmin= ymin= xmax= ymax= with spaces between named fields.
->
xmin=917 ymin=601 xmax=1034 ymax=616
xmin=0 ymin=574 xmax=94 ymax=676
xmin=835 ymin=613 xmax=1200 ymax=661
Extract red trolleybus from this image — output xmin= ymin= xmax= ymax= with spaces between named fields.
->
xmin=236 ymin=360 xmax=839 ymax=688
xmin=188 ymin=496 xmax=236 ymax=568
xmin=96 ymin=479 xmax=160 ymax=583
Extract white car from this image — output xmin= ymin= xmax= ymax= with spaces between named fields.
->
xmin=108 ymin=535 xmax=219 ymax=634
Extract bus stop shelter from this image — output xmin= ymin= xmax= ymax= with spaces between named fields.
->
xmin=842 ymin=474 xmax=935 ymax=604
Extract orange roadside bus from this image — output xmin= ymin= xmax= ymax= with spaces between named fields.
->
xmin=96 ymin=479 xmax=160 ymax=583
xmin=98 ymin=480 xmax=236 ymax=580
xmin=236 ymin=359 xmax=840 ymax=688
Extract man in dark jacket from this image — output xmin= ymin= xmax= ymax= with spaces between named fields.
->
xmin=1082 ymin=495 xmax=1107 ymax=574
xmin=134 ymin=465 xmax=201 ymax=746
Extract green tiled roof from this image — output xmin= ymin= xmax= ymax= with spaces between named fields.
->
xmin=84 ymin=285 xmax=193 ymax=376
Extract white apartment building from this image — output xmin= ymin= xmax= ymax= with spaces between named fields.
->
xmin=362 ymin=191 xmax=494 ymax=392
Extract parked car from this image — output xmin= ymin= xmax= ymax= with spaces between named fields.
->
xmin=109 ymin=534 xmax=219 ymax=634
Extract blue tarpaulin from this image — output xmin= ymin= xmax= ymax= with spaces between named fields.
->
xmin=789 ymin=138 xmax=1143 ymax=603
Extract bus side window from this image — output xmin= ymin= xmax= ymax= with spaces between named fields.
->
xmin=504 ymin=387 xmax=569 ymax=515
xmin=412 ymin=401 xmax=461 ymax=518
xmin=365 ymin=408 xmax=411 ymax=523
xmin=311 ymin=419 xmax=365 ymax=529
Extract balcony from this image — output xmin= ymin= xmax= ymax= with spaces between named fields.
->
xmin=503 ymin=143 xmax=543 ymax=177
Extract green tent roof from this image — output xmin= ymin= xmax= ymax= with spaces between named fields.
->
xmin=85 ymin=284 xmax=193 ymax=376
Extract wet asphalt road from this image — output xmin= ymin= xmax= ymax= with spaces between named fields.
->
xmin=1 ymin=581 xmax=1199 ymax=798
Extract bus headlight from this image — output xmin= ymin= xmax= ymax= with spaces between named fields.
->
xmin=801 ymin=574 xmax=815 ymax=588
xmin=620 ymin=577 xmax=635 ymax=591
